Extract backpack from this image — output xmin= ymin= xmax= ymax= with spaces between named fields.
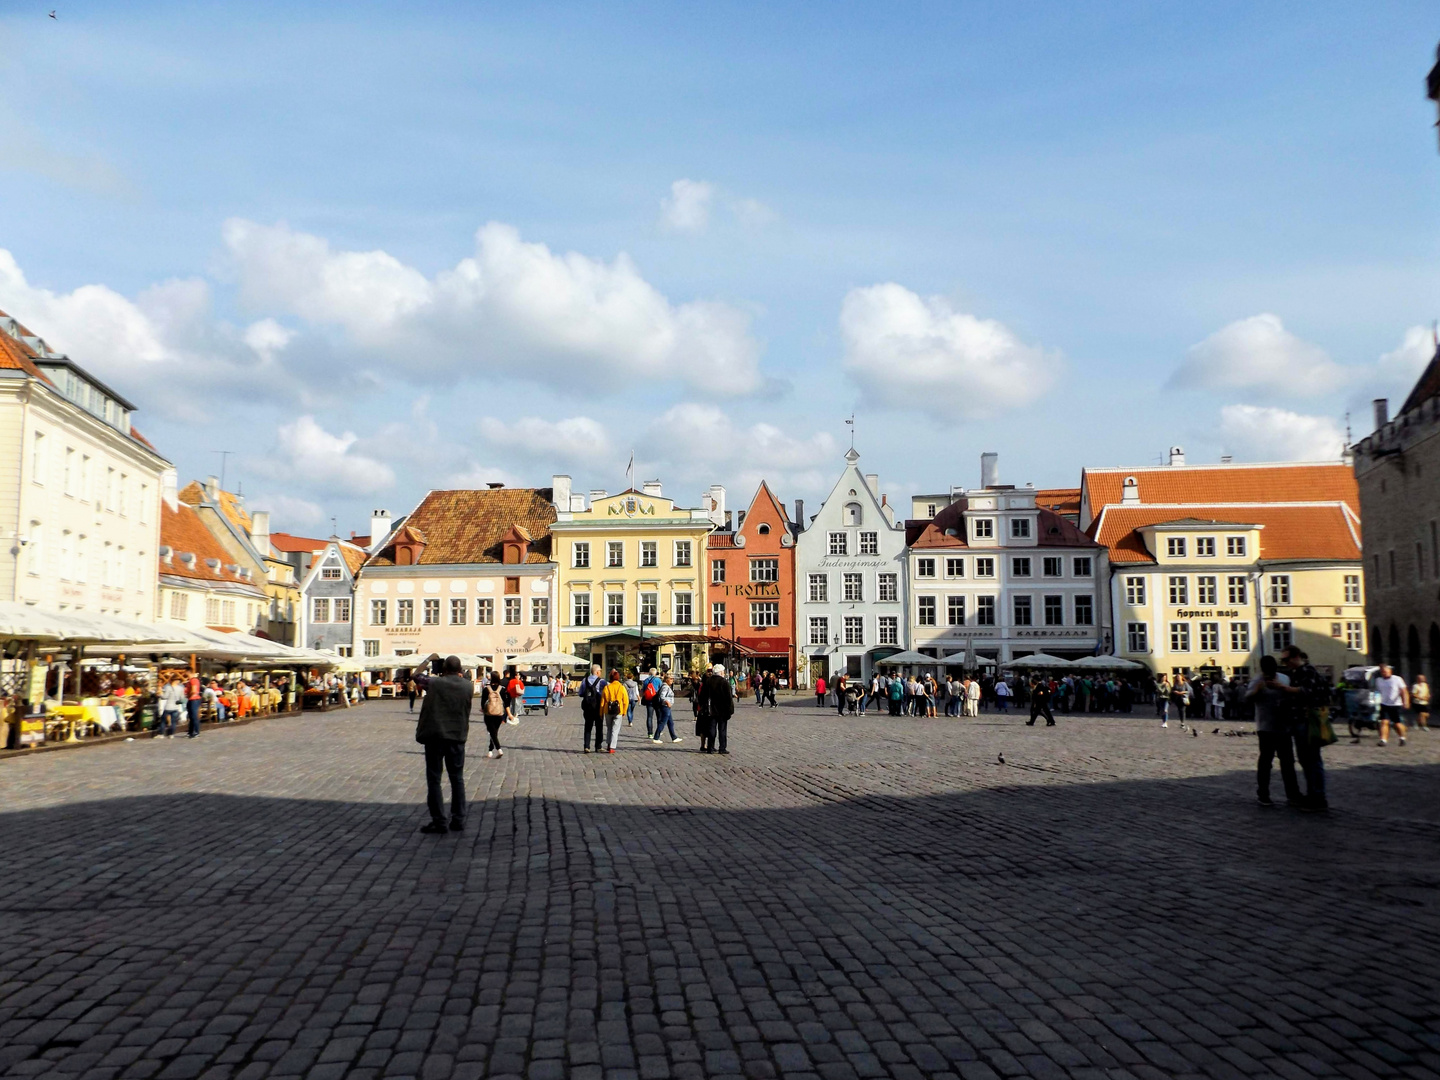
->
xmin=581 ymin=677 xmax=603 ymax=710
xmin=642 ymin=678 xmax=658 ymax=703
xmin=483 ymin=686 xmax=505 ymax=717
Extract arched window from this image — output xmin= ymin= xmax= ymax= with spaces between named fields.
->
xmin=844 ymin=503 xmax=862 ymax=527
xmin=757 ymin=523 xmax=770 ymax=535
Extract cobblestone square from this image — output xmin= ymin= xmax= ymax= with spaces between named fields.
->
xmin=2 ymin=697 xmax=1438 ymax=1080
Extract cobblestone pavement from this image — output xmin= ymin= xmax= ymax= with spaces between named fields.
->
xmin=3 ymin=696 xmax=1439 ymax=1080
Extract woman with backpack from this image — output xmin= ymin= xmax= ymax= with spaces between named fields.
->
xmin=649 ymin=673 xmax=681 ymax=744
xmin=481 ymin=675 xmax=506 ymax=758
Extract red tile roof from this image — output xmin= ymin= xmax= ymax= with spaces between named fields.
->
xmin=159 ymin=501 xmax=266 ymax=589
xmin=1092 ymin=504 xmax=1362 ymax=565
xmin=179 ymin=481 xmax=252 ymax=533
xmin=1082 ymin=462 xmax=1359 ymax=524
xmin=1034 ymin=488 xmax=1080 ymax=518
xmin=906 ymin=500 xmax=1100 ymax=549
xmin=365 ymin=488 xmax=556 ymax=567
xmin=269 ymin=532 xmax=329 ymax=554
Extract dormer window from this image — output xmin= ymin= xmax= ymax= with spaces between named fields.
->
xmin=1167 ymin=537 xmax=1187 ymax=558
xmin=757 ymin=523 xmax=770 ymax=535
xmin=1010 ymin=518 xmax=1031 ymax=539
xmin=973 ymin=519 xmax=994 ymax=539
xmin=844 ymin=503 xmax=862 ymax=527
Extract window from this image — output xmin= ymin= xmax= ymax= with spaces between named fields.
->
xmin=809 ymin=616 xmax=829 ymax=646
xmin=1196 ymin=537 xmax=1216 ymax=557
xmin=1226 ymin=536 xmax=1247 ymax=557
xmin=877 ymin=616 xmax=898 ymax=645
xmin=918 ymin=596 xmax=937 ymax=626
xmin=1167 ymin=537 xmax=1187 ymax=558
xmin=371 ymin=599 xmax=388 ymax=626
xmin=976 ymin=596 xmax=996 ymax=625
xmin=975 ymin=557 xmax=995 ymax=578
xmin=750 ymin=558 xmax=779 ymax=583
xmin=945 ymin=557 xmax=965 ymax=578
xmin=607 ymin=541 xmax=623 ymax=568
xmin=470 ymin=598 xmax=491 ymax=625
xmin=916 ymin=557 xmax=936 ymax=578
xmin=170 ymin=592 xmax=188 ymax=620
xmin=751 ymin=601 xmax=780 ymax=629
xmin=205 ymin=598 xmax=220 ymax=624
xmin=1170 ymin=623 xmax=1191 ymax=651
xmin=859 ymin=532 xmax=879 ymax=555
xmin=926 ymin=504 xmax=937 ymax=518
xmin=640 ymin=592 xmax=658 ymax=626
xmin=423 ymin=599 xmax=440 ymax=625
xmin=312 ymin=598 xmax=330 ymax=623
xmin=118 ymin=474 xmax=127 ymax=517
xmin=828 ymin=532 xmax=848 ymax=556
xmin=843 ymin=573 xmax=863 ymax=602
xmin=81 ymin=455 xmax=91 ymax=503
xmin=1127 ymin=623 xmax=1149 ymax=653
xmin=1012 ymin=557 xmax=1031 ymax=578
xmin=1199 ymin=622 xmax=1220 ymax=652
xmin=1271 ymin=621 xmax=1293 ymax=651
xmin=1227 ymin=576 xmax=1248 ymax=605
xmin=363 ymin=639 xmax=380 ymax=658
xmin=1268 ymin=575 xmax=1291 ymax=605
xmin=674 ymin=592 xmax=693 ymax=625
xmin=844 ymin=503 xmax=862 ymax=526
xmin=640 ymin=541 xmax=657 ymax=568
xmin=1044 ymin=595 xmax=1064 ymax=626
xmin=573 ymin=542 xmax=590 ymax=569
xmin=1043 ymin=557 xmax=1063 ymax=577
xmin=757 ymin=524 xmax=770 ymax=535
xmin=531 ymin=598 xmax=549 ymax=625
xmin=450 ymin=598 xmax=467 ymax=625
xmin=605 ymin=593 xmax=623 ymax=625
xmin=139 ymin=484 xmax=149 ymax=525
xmin=1167 ymin=576 xmax=1188 ymax=605
xmin=570 ymin=594 xmax=588 ymax=627
xmin=321 ymin=566 xmax=342 ymax=580
xmin=947 ymin=596 xmax=966 ymax=625
xmin=31 ymin=432 xmax=44 ymax=485
xmin=877 ymin=573 xmax=898 ymax=602
xmin=105 ymin=467 xmax=116 ymax=511
xmin=808 ymin=573 xmax=828 ymax=602
xmin=712 ymin=559 xmax=726 ymax=584
xmin=1074 ymin=595 xmax=1094 ymax=625
xmin=1343 ymin=575 xmax=1360 ymax=604
xmin=1013 ymin=595 xmax=1032 ymax=626
xmin=504 ymin=597 xmax=522 ymax=625
xmin=334 ymin=598 xmax=350 ymax=623
xmin=712 ymin=602 xmax=727 ymax=628
xmin=673 ymin=540 xmax=692 ymax=568
xmin=1345 ymin=622 xmax=1364 ymax=650
xmin=1011 ymin=518 xmax=1031 ymax=539
xmin=63 ymin=447 xmax=75 ymax=496
xmin=1073 ymin=556 xmax=1092 ymax=577
xmin=844 ymin=616 xmax=864 ymax=645
xmin=1230 ymin=622 xmax=1250 ymax=651
xmin=973 ymin=519 xmax=994 ymax=539
xmin=1331 ymin=622 xmax=1343 ymax=639
xmin=396 ymin=599 xmax=414 ymax=626
xmin=1196 ymin=576 xmax=1217 ymax=605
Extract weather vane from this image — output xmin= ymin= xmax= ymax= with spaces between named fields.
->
xmin=845 ymin=413 xmax=855 ymax=450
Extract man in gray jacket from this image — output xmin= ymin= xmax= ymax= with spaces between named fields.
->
xmin=415 ymin=655 xmax=473 ymax=834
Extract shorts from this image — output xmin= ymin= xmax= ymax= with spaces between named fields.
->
xmin=1379 ymin=704 xmax=1403 ymax=724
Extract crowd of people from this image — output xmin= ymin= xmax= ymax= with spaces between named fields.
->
xmin=809 ymin=670 xmax=1164 ymax=719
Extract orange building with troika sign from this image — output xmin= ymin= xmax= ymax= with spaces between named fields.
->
xmin=707 ymin=482 xmax=800 ymax=683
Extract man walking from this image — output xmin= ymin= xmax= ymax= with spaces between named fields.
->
xmin=700 ymin=663 xmax=735 ymax=754
xmin=1283 ymin=646 xmax=1330 ymax=811
xmin=185 ymin=669 xmax=203 ymax=738
xmin=415 ymin=655 xmax=473 ymax=835
xmin=1372 ymin=663 xmax=1410 ymax=747
xmin=580 ymin=663 xmax=606 ymax=753
xmin=1026 ymin=676 xmax=1055 ymax=727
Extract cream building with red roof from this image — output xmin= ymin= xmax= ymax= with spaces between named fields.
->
xmin=1082 ymin=451 xmax=1366 ymax=678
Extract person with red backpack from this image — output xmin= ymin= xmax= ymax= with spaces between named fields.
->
xmin=640 ymin=667 xmax=661 ymax=736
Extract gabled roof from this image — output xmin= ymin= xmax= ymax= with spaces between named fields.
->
xmin=1091 ymin=504 xmax=1362 ymax=565
xmin=1399 ymin=341 xmax=1440 ymax=417
xmin=270 ymin=532 xmax=329 ymax=554
xmin=179 ymin=481 xmax=253 ymax=533
xmin=1081 ymin=462 xmax=1358 ymax=526
xmin=159 ymin=501 xmax=267 ymax=592
xmin=906 ymin=500 xmax=1099 ymax=551
xmin=364 ymin=488 xmax=557 ymax=567
xmin=339 ymin=543 xmax=367 ymax=576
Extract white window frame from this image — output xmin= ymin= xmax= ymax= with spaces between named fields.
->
xmin=640 ymin=541 xmax=657 ymax=568
xmin=859 ymin=532 xmax=879 ymax=555
xmin=570 ymin=593 xmax=589 ymax=627
xmin=1170 ymin=622 xmax=1191 ymax=652
xmin=877 ymin=615 xmax=898 ymax=646
xmin=976 ymin=596 xmax=996 ymax=625
xmin=1226 ymin=536 xmax=1247 ymax=557
xmin=828 ymin=532 xmax=848 ymax=556
xmin=673 ymin=540 xmax=692 ymax=568
xmin=1230 ymin=621 xmax=1250 ymax=652
xmin=1196 ymin=537 xmax=1216 ymax=558
xmin=750 ymin=601 xmax=779 ymax=629
xmin=606 ymin=541 xmax=623 ymax=568
xmin=945 ymin=557 xmax=965 ymax=578
xmin=808 ymin=573 xmax=828 ymax=603
xmin=916 ymin=557 xmax=936 ymax=579
xmin=477 ymin=598 xmax=495 ymax=625
xmin=1167 ymin=537 xmax=1187 ymax=558
xmin=531 ymin=597 xmax=549 ymax=625
xmin=673 ymin=591 xmax=693 ymax=626
xmin=878 ymin=573 xmax=898 ymax=602
xmin=843 ymin=615 xmax=864 ymax=646
xmin=504 ymin=597 xmax=522 ymax=625
xmin=808 ymin=616 xmax=829 ymax=647
xmin=1268 ymin=575 xmax=1291 ymax=605
xmin=975 ymin=557 xmax=996 ymax=578
xmin=750 ymin=558 xmax=779 ymax=583
xmin=917 ymin=596 xmax=937 ymax=626
xmin=843 ymin=573 xmax=864 ymax=602
xmin=370 ymin=599 xmax=387 ymax=626
xmin=573 ymin=542 xmax=590 ymax=569
xmin=605 ymin=593 xmax=623 ymax=626
xmin=712 ymin=602 xmax=727 ymax=628
xmin=1126 ymin=622 xmax=1149 ymax=653
xmin=312 ymin=598 xmax=330 ymax=623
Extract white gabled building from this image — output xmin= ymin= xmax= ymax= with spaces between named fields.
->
xmin=792 ymin=448 xmax=907 ymax=684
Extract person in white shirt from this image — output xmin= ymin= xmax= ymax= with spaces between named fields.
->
xmin=966 ymin=676 xmax=981 ymax=717
xmin=1372 ymin=664 xmax=1410 ymax=746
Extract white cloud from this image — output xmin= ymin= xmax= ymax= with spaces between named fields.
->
xmin=477 ymin=415 xmax=612 ymax=461
xmin=659 ymin=179 xmax=715 ymax=233
xmin=1171 ymin=314 xmax=1347 ymax=395
xmin=444 ymin=462 xmax=524 ymax=489
xmin=223 ymin=218 xmax=763 ymax=394
xmin=840 ymin=283 xmax=1062 ymax=418
xmin=252 ymin=415 xmax=396 ymax=497
xmin=1218 ymin=404 xmax=1346 ymax=462
xmin=1372 ymin=325 xmax=1435 ymax=404
xmin=645 ymin=403 xmax=839 ymax=494
xmin=251 ymin=493 xmax=326 ymax=530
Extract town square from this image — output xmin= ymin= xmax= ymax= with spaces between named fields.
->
xmin=2 ymin=5 xmax=1440 ymax=1080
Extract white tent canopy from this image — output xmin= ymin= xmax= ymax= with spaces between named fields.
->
xmin=507 ymin=650 xmax=591 ymax=668
xmin=875 ymin=650 xmax=941 ymax=666
xmin=1001 ymin=652 xmax=1075 ymax=670
xmin=1070 ymin=654 xmax=1148 ymax=671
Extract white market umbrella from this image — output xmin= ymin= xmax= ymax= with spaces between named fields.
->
xmin=1071 ymin=654 xmax=1147 ymax=671
xmin=507 ymin=650 xmax=590 ymax=668
xmin=1001 ymin=652 xmax=1074 ymax=671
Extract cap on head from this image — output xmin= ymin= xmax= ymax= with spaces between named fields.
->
xmin=713 ymin=663 xmax=726 ymax=675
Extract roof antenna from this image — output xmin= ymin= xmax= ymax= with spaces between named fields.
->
xmin=1344 ymin=410 xmax=1352 ymax=448
xmin=845 ymin=413 xmax=856 ymax=450
xmin=212 ymin=449 xmax=233 ymax=492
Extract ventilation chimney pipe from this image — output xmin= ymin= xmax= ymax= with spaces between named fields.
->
xmin=369 ymin=509 xmax=391 ymax=551
xmin=551 ymin=474 xmax=571 ymax=512
xmin=1374 ymin=398 xmax=1389 ymax=430
xmin=865 ymin=474 xmax=879 ymax=498
xmin=250 ymin=510 xmax=270 ymax=556
xmin=642 ymin=480 xmax=663 ymax=497
xmin=161 ymin=468 xmax=179 ymax=512
xmin=1168 ymin=446 xmax=1186 ymax=467
xmin=980 ymin=452 xmax=999 ymax=488
xmin=793 ymin=500 xmax=804 ymax=532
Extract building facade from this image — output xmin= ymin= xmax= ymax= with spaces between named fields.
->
xmin=1352 ymin=349 xmax=1440 ymax=684
xmin=707 ymin=482 xmax=799 ymax=680
xmin=157 ymin=497 xmax=269 ymax=633
xmin=296 ymin=538 xmax=367 ymax=654
xmin=0 ymin=310 xmax=169 ymax=621
xmin=354 ymin=487 xmax=558 ymax=664
xmin=1083 ymin=455 xmax=1366 ymax=679
xmin=551 ymin=477 xmax=717 ymax=674
xmin=906 ymin=459 xmax=1106 ymax=664
xmin=793 ymin=449 xmax=907 ymax=684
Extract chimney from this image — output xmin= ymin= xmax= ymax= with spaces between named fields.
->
xmin=642 ymin=480 xmax=663 ymax=497
xmin=369 ymin=509 xmax=391 ymax=551
xmin=980 ymin=452 xmax=999 ymax=488
xmin=551 ymin=474 xmax=572 ymax=511
xmin=204 ymin=475 xmax=221 ymax=502
xmin=725 ymin=510 xmax=733 ymax=530
xmin=793 ymin=500 xmax=804 ymax=532
xmin=589 ymin=489 xmax=607 ymax=505
xmin=569 ymin=493 xmax=586 ymax=512
xmin=486 ymin=482 xmax=504 ymax=489
xmin=251 ymin=510 xmax=271 ymax=556
xmin=1168 ymin=446 xmax=1186 ymax=466
xmin=1373 ymin=398 xmax=1389 ymax=430
xmin=706 ymin=484 xmax=726 ymax=527
xmin=865 ymin=473 xmax=879 ymax=498
xmin=161 ymin=467 xmax=178 ymax=512
xmin=1121 ymin=476 xmax=1140 ymax=505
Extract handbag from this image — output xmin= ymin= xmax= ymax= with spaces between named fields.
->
xmin=1310 ymin=706 xmax=1337 ymax=747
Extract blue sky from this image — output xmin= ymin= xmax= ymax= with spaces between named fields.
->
xmin=2 ymin=1 xmax=1437 ymax=536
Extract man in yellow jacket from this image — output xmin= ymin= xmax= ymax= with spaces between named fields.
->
xmin=600 ymin=669 xmax=629 ymax=754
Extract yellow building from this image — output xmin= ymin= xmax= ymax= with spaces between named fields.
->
xmin=550 ymin=478 xmax=720 ymax=674
xmin=1084 ymin=461 xmax=1366 ymax=679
